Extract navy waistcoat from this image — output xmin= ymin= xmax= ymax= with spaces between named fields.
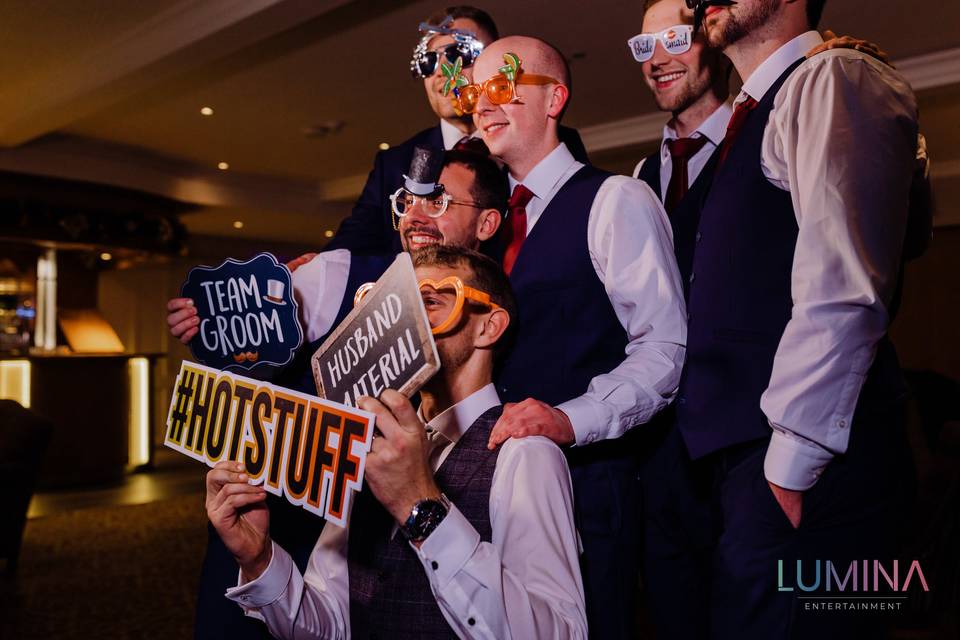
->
xmin=676 ymin=59 xmax=903 ymax=459
xmin=636 ymin=148 xmax=719 ymax=302
xmin=348 ymin=405 xmax=504 ymax=639
xmin=495 ymin=166 xmax=628 ymax=412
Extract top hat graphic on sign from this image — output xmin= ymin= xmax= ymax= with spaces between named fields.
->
xmin=264 ymin=279 xmax=287 ymax=305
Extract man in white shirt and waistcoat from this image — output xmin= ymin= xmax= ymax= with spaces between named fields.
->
xmin=207 ymin=244 xmax=587 ymax=639
xmin=666 ymin=0 xmax=919 ymax=637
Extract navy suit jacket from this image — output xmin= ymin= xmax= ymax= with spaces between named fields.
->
xmin=325 ymin=124 xmax=590 ymax=256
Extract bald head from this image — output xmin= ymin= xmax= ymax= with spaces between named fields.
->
xmin=472 ymin=35 xmax=572 ymax=180
xmin=478 ymin=36 xmax=570 ymax=90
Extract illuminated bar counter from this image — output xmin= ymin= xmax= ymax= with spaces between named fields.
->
xmin=0 ymin=352 xmax=157 ymax=489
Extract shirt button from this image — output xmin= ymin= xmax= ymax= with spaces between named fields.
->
xmin=689 ymin=272 xmax=696 ymax=283
xmin=468 ymin=618 xmax=476 ymax=626
xmin=431 ymin=561 xmax=439 ymax=570
xmin=837 ymin=419 xmax=847 ymax=428
xmin=696 ymin=231 xmax=702 ymax=242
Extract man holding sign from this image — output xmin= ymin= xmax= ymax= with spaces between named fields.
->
xmin=168 ymin=148 xmax=510 ymax=639
xmin=208 ymin=245 xmax=586 ymax=639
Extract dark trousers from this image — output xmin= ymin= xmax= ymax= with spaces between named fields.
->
xmin=642 ymin=399 xmax=913 ymax=640
xmin=569 ymin=437 xmax=642 ymax=639
xmin=194 ymin=496 xmax=325 ymax=639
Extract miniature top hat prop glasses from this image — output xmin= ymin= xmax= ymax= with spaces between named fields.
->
xmin=389 ymin=145 xmax=446 ymax=230
xmin=404 ymin=145 xmax=445 ymax=196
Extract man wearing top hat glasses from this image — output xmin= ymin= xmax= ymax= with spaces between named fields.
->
xmin=168 ymin=147 xmax=520 ymax=639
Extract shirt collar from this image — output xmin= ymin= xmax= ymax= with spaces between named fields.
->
xmin=440 ymin=119 xmax=471 ymax=150
xmin=740 ymin=30 xmax=822 ymax=103
xmin=660 ymin=101 xmax=734 ymax=158
xmin=507 ymin=142 xmax=577 ymax=201
xmin=419 ymin=383 xmax=500 ymax=445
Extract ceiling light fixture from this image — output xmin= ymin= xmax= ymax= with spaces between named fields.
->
xmin=218 ymin=162 xmax=229 ymax=170
xmin=324 ymin=230 xmax=334 ymax=238
xmin=378 ymin=142 xmax=390 ymax=150
xmin=233 ymin=221 xmax=244 ymax=230
xmin=200 ymin=107 xmax=214 ymax=116
xmin=100 ymin=252 xmax=112 ymax=261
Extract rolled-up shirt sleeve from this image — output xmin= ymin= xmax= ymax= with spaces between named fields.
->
xmin=414 ymin=436 xmax=586 ymax=639
xmin=558 ymin=176 xmax=687 ymax=445
xmin=759 ymin=50 xmax=918 ymax=490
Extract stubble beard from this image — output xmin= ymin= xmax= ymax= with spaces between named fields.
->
xmin=706 ymin=0 xmax=778 ymax=50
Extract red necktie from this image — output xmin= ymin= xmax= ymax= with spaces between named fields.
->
xmin=665 ymin=136 xmax=709 ymax=213
xmin=715 ymin=96 xmax=759 ymax=168
xmin=503 ymin=184 xmax=534 ymax=275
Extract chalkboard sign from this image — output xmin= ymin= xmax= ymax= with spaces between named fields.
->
xmin=311 ymin=253 xmax=439 ymax=406
xmin=181 ymin=253 xmax=303 ymax=371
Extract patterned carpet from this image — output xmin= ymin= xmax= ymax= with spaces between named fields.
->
xmin=0 ymin=494 xmax=207 ymax=639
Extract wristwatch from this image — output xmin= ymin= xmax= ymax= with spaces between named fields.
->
xmin=400 ymin=494 xmax=450 ymax=542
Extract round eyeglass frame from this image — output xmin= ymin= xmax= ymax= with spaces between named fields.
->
xmin=389 ymin=188 xmax=483 ymax=219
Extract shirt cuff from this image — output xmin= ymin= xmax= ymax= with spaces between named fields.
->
xmin=556 ymin=396 xmax=606 ymax=446
xmin=764 ymin=427 xmax=835 ymax=491
xmin=224 ymin=541 xmax=294 ymax=609
xmin=414 ymin=504 xmax=480 ymax=590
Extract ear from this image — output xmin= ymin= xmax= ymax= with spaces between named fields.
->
xmin=473 ymin=307 xmax=510 ymax=349
xmin=546 ymin=84 xmax=570 ymax=119
xmin=476 ymin=208 xmax=502 ymax=242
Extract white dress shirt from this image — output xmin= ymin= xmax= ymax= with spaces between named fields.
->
xmin=631 ymin=102 xmax=733 ymax=199
xmin=291 ymin=248 xmax=352 ymax=344
xmin=508 ymin=143 xmax=687 ymax=445
xmin=225 ymin=383 xmax=587 ymax=640
xmin=740 ymin=32 xmax=919 ymax=491
xmin=440 ymin=118 xmax=470 ymax=150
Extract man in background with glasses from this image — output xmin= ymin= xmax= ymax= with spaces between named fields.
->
xmin=324 ymin=6 xmax=588 ymax=257
xmin=208 ymin=244 xmax=587 ymax=639
xmin=624 ymin=3 xmax=929 ymax=638
xmin=464 ymin=36 xmax=687 ymax=638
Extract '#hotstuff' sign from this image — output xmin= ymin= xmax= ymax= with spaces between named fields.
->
xmin=165 ymin=361 xmax=374 ymax=526
xmin=312 ymin=253 xmax=439 ymax=405
xmin=181 ymin=253 xmax=303 ymax=371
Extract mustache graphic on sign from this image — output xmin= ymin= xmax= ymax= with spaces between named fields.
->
xmin=232 ymin=351 xmax=259 ymax=363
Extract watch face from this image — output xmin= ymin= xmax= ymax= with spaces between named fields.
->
xmin=404 ymin=498 xmax=449 ymax=541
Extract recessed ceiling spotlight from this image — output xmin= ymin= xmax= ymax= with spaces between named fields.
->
xmin=378 ymin=142 xmax=390 ymax=150
xmin=324 ymin=230 xmax=334 ymax=238
xmin=100 ymin=252 xmax=112 ymax=261
xmin=233 ymin=221 xmax=244 ymax=230
xmin=200 ymin=106 xmax=214 ymax=116
xmin=218 ymin=162 xmax=229 ymax=170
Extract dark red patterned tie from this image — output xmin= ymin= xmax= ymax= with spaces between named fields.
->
xmin=665 ymin=136 xmax=709 ymax=213
xmin=715 ymin=96 xmax=758 ymax=168
xmin=503 ymin=184 xmax=534 ymax=275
